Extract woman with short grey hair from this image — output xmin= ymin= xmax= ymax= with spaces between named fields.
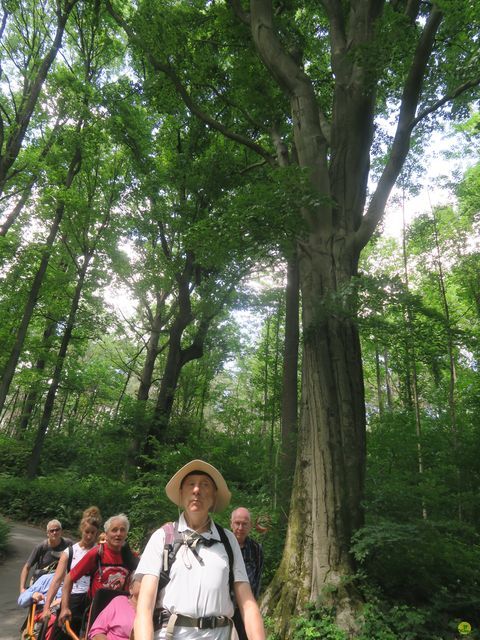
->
xmin=104 ymin=513 xmax=130 ymax=534
xmin=58 ymin=514 xmax=138 ymax=626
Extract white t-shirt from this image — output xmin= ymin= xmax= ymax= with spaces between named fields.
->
xmin=63 ymin=543 xmax=91 ymax=594
xmin=135 ymin=514 xmax=249 ymax=640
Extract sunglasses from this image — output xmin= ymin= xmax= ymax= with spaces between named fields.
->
xmin=48 ymin=528 xmax=61 ymax=533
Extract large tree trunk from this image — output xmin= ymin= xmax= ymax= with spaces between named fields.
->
xmin=263 ymin=245 xmax=366 ymax=635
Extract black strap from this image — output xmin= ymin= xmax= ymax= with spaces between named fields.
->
xmin=121 ymin=542 xmax=139 ymax=571
xmin=216 ymin=524 xmax=234 ymax=596
xmin=67 ymin=545 xmax=74 ymax=572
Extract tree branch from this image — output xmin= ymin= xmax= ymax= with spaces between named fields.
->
xmin=104 ymin=0 xmax=274 ymax=165
xmin=412 ymin=75 xmax=480 ymax=127
xmin=355 ymin=5 xmax=443 ymax=251
xmin=228 ymin=0 xmax=250 ymax=25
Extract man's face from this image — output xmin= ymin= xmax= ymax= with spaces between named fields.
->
xmin=105 ymin=519 xmax=128 ymax=551
xmin=47 ymin=523 xmax=62 ymax=547
xmin=180 ymin=473 xmax=217 ymax=515
xmin=231 ymin=509 xmax=252 ymax=546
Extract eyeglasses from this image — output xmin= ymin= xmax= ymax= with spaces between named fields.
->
xmin=48 ymin=528 xmax=61 ymax=533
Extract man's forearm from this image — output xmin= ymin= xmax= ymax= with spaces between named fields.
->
xmin=19 ymin=564 xmax=29 ymax=593
xmin=243 ymin=601 xmax=266 ymax=640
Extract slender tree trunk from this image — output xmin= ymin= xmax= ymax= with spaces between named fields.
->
xmin=375 ymin=342 xmax=384 ymax=417
xmin=431 ymin=209 xmax=461 ymax=519
xmin=0 ymin=121 xmax=63 ymax=237
xmin=270 ymin=298 xmax=281 ymax=508
xmin=402 ymin=207 xmax=427 ymax=519
xmin=148 ymin=255 xmax=215 ymax=445
xmin=2 ymin=386 xmax=20 ymax=434
xmin=384 ymin=349 xmax=393 ymax=410
xmin=262 ymin=316 xmax=270 ymax=436
xmin=69 ymin=394 xmax=80 ymax=423
xmin=127 ymin=298 xmax=167 ymax=464
xmin=0 ymin=145 xmax=81 ymax=416
xmin=27 ymin=253 xmax=90 ymax=478
xmin=149 ymin=311 xmax=213 ymax=446
xmin=57 ymin=390 xmax=69 ymax=431
xmin=17 ymin=319 xmax=57 ymax=434
xmin=279 ymin=250 xmax=300 ymax=501
xmin=270 ymin=298 xmax=281 ymax=462
xmin=151 ymin=317 xmax=191 ymax=439
xmin=0 ymin=211 xmax=63 ymax=414
xmin=113 ymin=368 xmax=133 ymax=423
xmin=0 ymin=1 xmax=78 ymax=195
xmin=270 ymin=125 xmax=300 ymax=509
xmin=0 ymin=185 xmax=33 ymax=237
xmin=137 ymin=296 xmax=167 ymax=402
xmin=77 ymin=388 xmax=97 ymax=426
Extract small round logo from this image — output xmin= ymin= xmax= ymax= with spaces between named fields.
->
xmin=458 ymin=621 xmax=472 ymax=635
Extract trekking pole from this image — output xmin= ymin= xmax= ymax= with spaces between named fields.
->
xmin=25 ymin=602 xmax=37 ymax=640
xmin=64 ymin=620 xmax=81 ymax=640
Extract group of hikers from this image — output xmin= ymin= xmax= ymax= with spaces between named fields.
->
xmin=18 ymin=460 xmax=266 ymax=640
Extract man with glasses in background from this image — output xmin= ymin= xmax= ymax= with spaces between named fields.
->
xmin=19 ymin=519 xmax=72 ymax=594
xmin=230 ymin=507 xmax=264 ymax=640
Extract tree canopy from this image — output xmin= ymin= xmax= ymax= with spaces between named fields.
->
xmin=1 ymin=1 xmax=480 ymax=638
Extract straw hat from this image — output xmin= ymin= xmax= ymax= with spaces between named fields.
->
xmin=165 ymin=459 xmax=231 ymax=513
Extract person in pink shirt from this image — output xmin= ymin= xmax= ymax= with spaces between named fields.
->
xmin=88 ymin=581 xmax=139 ymax=640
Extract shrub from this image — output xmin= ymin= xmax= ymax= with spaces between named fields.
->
xmin=0 ymin=516 xmax=9 ymax=559
xmin=352 ymin=518 xmax=480 ymax=638
xmin=0 ymin=434 xmax=31 ymax=475
xmin=0 ymin=473 xmax=131 ymax=531
xmin=291 ymin=604 xmax=348 ymax=640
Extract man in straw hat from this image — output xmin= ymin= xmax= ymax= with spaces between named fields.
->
xmin=134 ymin=460 xmax=266 ymax=639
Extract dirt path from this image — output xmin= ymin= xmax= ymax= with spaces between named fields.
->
xmin=0 ymin=521 xmax=45 ymax=640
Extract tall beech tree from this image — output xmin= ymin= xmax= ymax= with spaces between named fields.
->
xmin=0 ymin=0 xmax=79 ymax=196
xmin=106 ymin=0 xmax=480 ymax=633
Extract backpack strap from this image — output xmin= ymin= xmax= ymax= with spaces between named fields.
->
xmin=215 ymin=523 xmax=234 ymax=597
xmin=121 ymin=542 xmax=139 ymax=572
xmin=95 ymin=543 xmax=105 ymax=579
xmin=158 ymin=521 xmax=182 ymax=591
xmin=66 ymin=545 xmax=74 ymax=573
